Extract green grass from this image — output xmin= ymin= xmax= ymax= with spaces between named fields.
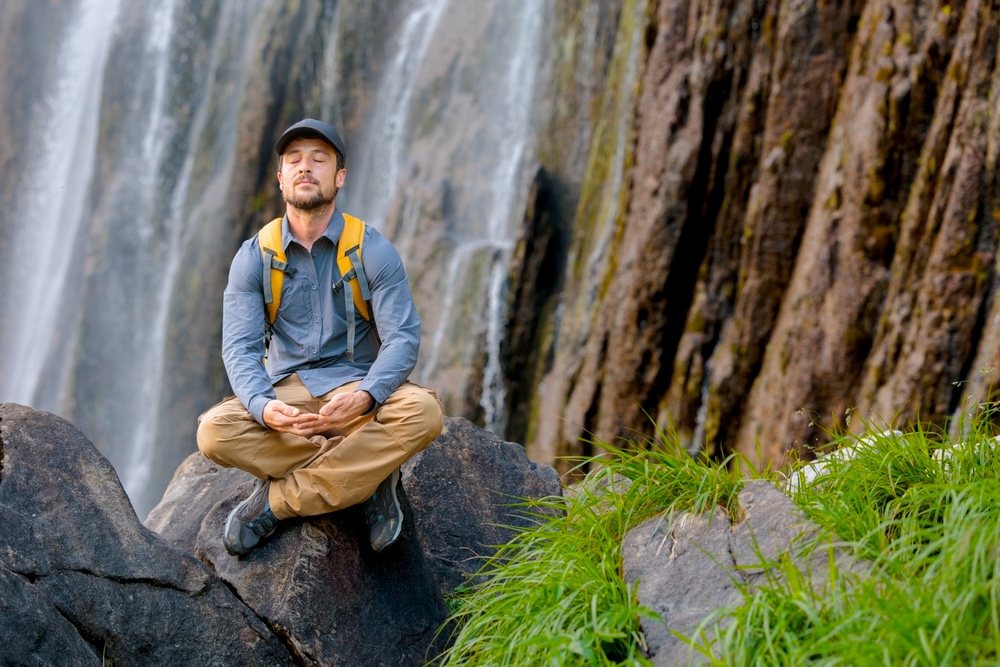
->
xmin=434 ymin=407 xmax=1000 ymax=666
xmin=435 ymin=430 xmax=749 ymax=666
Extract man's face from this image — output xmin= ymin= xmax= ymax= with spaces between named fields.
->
xmin=277 ymin=137 xmax=346 ymax=211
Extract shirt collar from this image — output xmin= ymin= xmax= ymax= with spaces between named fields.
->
xmin=280 ymin=207 xmax=344 ymax=250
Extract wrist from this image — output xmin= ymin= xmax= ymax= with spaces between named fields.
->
xmin=357 ymin=390 xmax=376 ymax=415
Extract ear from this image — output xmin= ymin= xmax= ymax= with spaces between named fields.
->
xmin=336 ymin=168 xmax=347 ymax=188
xmin=277 ymin=170 xmax=284 ymax=190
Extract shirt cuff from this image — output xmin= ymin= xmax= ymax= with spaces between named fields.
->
xmin=248 ymin=394 xmax=272 ymax=427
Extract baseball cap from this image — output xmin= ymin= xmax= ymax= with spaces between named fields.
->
xmin=274 ymin=118 xmax=346 ymax=160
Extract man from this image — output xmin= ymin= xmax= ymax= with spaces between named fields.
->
xmin=197 ymin=118 xmax=443 ymax=557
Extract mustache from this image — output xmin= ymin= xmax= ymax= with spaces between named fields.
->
xmin=294 ymin=176 xmax=318 ymax=185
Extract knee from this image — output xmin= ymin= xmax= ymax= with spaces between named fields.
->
xmin=387 ymin=385 xmax=444 ymax=449
xmin=417 ymin=389 xmax=445 ymax=444
xmin=196 ymin=402 xmax=242 ymax=466
xmin=196 ymin=412 xmax=225 ymax=464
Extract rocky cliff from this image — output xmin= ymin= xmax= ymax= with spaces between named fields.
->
xmin=514 ymin=0 xmax=1000 ymax=470
xmin=0 ymin=0 xmax=996 ymax=508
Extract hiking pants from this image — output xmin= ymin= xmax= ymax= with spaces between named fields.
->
xmin=196 ymin=374 xmax=444 ymax=519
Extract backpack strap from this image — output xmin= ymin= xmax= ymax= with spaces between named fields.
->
xmin=257 ymin=218 xmax=288 ymax=359
xmin=257 ymin=218 xmax=287 ymax=324
xmin=336 ymin=214 xmax=372 ymax=362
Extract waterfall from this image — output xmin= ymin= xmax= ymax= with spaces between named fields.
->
xmin=0 ymin=0 xmax=552 ymax=517
xmin=1 ymin=0 xmax=122 ymax=408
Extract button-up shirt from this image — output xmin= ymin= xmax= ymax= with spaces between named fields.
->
xmin=222 ymin=209 xmax=420 ymax=426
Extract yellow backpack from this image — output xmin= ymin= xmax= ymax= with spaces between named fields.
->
xmin=257 ymin=213 xmax=372 ymax=361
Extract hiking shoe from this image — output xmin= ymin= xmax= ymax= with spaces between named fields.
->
xmin=224 ymin=478 xmax=280 ymax=556
xmin=364 ymin=468 xmax=402 ymax=552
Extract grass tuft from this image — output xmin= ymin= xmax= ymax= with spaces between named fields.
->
xmin=435 ymin=406 xmax=1000 ymax=666
xmin=435 ymin=425 xmax=751 ymax=666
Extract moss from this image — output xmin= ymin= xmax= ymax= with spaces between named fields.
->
xmin=780 ymin=130 xmax=794 ymax=153
xmin=687 ymin=312 xmax=708 ymax=333
xmin=825 ymin=187 xmax=842 ymax=210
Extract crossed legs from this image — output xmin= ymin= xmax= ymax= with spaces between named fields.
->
xmin=197 ymin=374 xmax=444 ymax=520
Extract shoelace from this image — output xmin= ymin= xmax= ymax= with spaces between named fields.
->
xmin=249 ymin=511 xmax=278 ymax=536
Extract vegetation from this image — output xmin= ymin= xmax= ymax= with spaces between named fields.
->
xmin=435 ymin=406 xmax=1000 ymax=666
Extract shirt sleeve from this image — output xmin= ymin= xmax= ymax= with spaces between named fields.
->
xmin=356 ymin=229 xmax=421 ymax=404
xmin=221 ymin=239 xmax=275 ymax=426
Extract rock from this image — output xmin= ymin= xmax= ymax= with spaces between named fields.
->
xmin=623 ymin=480 xmax=868 ymax=666
xmin=144 ymin=414 xmax=564 ymax=663
xmin=0 ymin=564 xmax=101 ymax=667
xmin=401 ymin=416 xmax=564 ymax=596
xmin=623 ymin=506 xmax=742 ymax=667
xmin=0 ymin=403 xmax=292 ymax=666
xmin=195 ymin=485 xmax=451 ymax=667
xmin=0 ymin=403 xmax=564 ymax=665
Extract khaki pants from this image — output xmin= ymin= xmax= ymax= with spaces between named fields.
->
xmin=197 ymin=375 xmax=444 ymax=520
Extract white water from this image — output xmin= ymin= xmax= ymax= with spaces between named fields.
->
xmin=1 ymin=0 xmax=122 ymax=407
xmin=122 ymin=0 xmax=251 ymax=498
xmin=0 ymin=0 xmax=552 ymax=515
xmin=350 ymin=0 xmax=450 ymax=226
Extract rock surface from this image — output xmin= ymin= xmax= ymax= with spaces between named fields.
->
xmin=623 ymin=480 xmax=868 ymax=666
xmin=1 ymin=405 xmax=564 ymax=666
xmin=0 ymin=403 xmax=292 ymax=666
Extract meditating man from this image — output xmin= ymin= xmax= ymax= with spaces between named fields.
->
xmin=197 ymin=118 xmax=443 ymax=556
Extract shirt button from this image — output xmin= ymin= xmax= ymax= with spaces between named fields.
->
xmin=311 ymin=284 xmax=317 ymax=290
xmin=314 ymin=317 xmax=320 ymax=323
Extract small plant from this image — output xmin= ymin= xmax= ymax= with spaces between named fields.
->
xmin=696 ymin=408 xmax=1000 ymax=665
xmin=435 ymin=406 xmax=1000 ymax=666
xmin=435 ymin=426 xmax=749 ymax=666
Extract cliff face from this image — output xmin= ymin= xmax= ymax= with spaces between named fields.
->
xmin=516 ymin=0 xmax=1000 ymax=468
xmin=1 ymin=0 xmax=996 ymax=503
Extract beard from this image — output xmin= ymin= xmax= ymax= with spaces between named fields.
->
xmin=283 ymin=183 xmax=338 ymax=211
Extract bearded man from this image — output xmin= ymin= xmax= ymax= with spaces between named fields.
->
xmin=197 ymin=119 xmax=443 ymax=556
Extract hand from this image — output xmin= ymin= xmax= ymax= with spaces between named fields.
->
xmin=318 ymin=390 xmax=374 ymax=431
xmin=262 ymin=399 xmax=327 ymax=437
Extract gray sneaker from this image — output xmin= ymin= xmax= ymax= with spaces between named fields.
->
xmin=224 ymin=478 xmax=280 ymax=556
xmin=364 ymin=468 xmax=402 ymax=552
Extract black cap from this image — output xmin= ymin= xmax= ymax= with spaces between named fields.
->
xmin=275 ymin=118 xmax=346 ymax=161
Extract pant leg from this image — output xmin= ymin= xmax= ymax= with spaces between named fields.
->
xmin=196 ymin=374 xmax=344 ymax=480
xmin=269 ymin=381 xmax=444 ymax=519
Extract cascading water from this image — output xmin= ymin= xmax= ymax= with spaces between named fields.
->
xmin=0 ymin=0 xmax=552 ymax=517
xmin=2 ymin=0 xmax=122 ymax=409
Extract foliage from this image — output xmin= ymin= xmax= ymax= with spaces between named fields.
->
xmin=435 ymin=427 xmax=748 ymax=666
xmin=436 ymin=406 xmax=1000 ymax=666
xmin=698 ymin=407 xmax=1000 ymax=665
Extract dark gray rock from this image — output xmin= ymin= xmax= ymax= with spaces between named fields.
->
xmin=623 ymin=480 xmax=868 ymax=666
xmin=0 ymin=403 xmax=292 ymax=667
xmin=144 ymin=452 xmax=247 ymax=554
xmin=0 ymin=564 xmax=101 ymax=667
xmin=194 ymin=476 xmax=453 ymax=667
xmin=401 ymin=416 xmax=564 ymax=596
xmin=144 ymin=415 xmax=563 ymax=664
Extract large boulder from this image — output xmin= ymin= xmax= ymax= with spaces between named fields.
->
xmin=0 ymin=404 xmax=564 ymax=665
xmin=623 ymin=480 xmax=869 ymax=666
xmin=0 ymin=403 xmax=292 ymax=666
xmin=401 ymin=416 xmax=564 ymax=596
xmin=144 ymin=415 xmax=564 ymax=663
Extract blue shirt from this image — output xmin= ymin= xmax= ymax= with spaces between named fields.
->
xmin=222 ymin=209 xmax=420 ymax=426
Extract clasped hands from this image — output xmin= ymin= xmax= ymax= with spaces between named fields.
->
xmin=263 ymin=390 xmax=374 ymax=437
